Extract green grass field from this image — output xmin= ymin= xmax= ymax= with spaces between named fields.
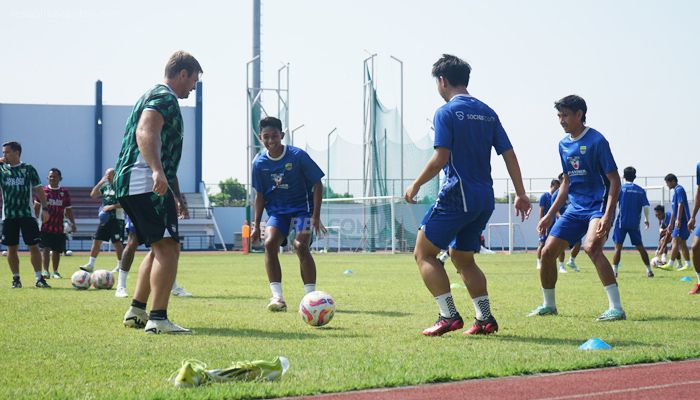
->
xmin=1 ymin=252 xmax=698 ymax=399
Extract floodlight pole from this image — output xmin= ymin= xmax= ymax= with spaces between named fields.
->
xmin=326 ymin=127 xmax=337 ymax=198
xmin=390 ymin=55 xmax=404 ymax=196
xmin=246 ymin=55 xmax=260 ymax=229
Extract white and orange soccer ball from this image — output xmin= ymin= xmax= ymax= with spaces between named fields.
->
xmin=71 ymin=270 xmax=91 ymax=290
xmin=299 ymin=291 xmax=335 ymax=327
xmin=91 ymin=269 xmax=114 ymax=289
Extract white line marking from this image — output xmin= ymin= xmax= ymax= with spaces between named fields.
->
xmin=534 ymin=380 xmax=700 ymax=400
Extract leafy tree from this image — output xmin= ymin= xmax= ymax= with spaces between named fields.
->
xmin=208 ymin=178 xmax=247 ymax=207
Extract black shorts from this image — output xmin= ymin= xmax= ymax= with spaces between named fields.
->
xmin=119 ymin=192 xmax=179 ymax=247
xmin=94 ymin=218 xmax=126 ymax=243
xmin=1 ymin=217 xmax=41 ymax=246
xmin=40 ymin=232 xmax=67 ymax=252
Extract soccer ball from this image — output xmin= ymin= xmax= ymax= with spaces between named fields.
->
xmin=650 ymin=257 xmax=660 ymax=267
xmin=299 ymin=291 xmax=335 ymax=327
xmin=91 ymin=269 xmax=114 ymax=289
xmin=71 ymin=270 xmax=91 ymax=290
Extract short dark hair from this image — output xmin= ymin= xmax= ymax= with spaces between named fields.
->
xmin=2 ymin=141 xmax=22 ymax=155
xmin=165 ymin=51 xmax=203 ymax=79
xmin=555 ymin=95 xmax=587 ymax=123
xmin=664 ymin=173 xmax=678 ymax=183
xmin=654 ymin=204 xmax=665 ymax=213
xmin=432 ymin=54 xmax=471 ymax=87
xmin=259 ymin=116 xmax=283 ymax=132
xmin=550 ymin=179 xmax=559 ymax=187
xmin=623 ymin=166 xmax=636 ymax=182
xmin=48 ymin=168 xmax=62 ymax=178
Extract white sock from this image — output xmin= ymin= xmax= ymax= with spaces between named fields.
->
xmin=270 ymin=282 xmax=283 ymax=300
xmin=569 ymin=256 xmax=576 ymax=263
xmin=661 ymin=254 xmax=667 ymax=262
xmin=303 ymin=283 xmax=316 ymax=294
xmin=685 ymin=260 xmax=691 ymax=267
xmin=88 ymin=256 xmax=96 ymax=266
xmin=537 ymin=259 xmax=542 ymax=268
xmin=116 ymin=259 xmax=122 ymax=269
xmin=435 ymin=292 xmax=458 ymax=318
xmin=118 ymin=269 xmax=129 ymax=289
xmin=172 ymin=281 xmax=180 ymax=291
xmin=34 ymin=271 xmax=42 ymax=280
xmin=604 ymin=283 xmax=622 ymax=310
xmin=646 ymin=265 xmax=652 ymax=273
xmin=472 ymin=295 xmax=492 ymax=321
xmin=696 ymin=272 xmax=700 ymax=283
xmin=558 ymin=262 xmax=565 ymax=269
xmin=612 ymin=264 xmax=619 ymax=273
xmin=668 ymin=259 xmax=677 ymax=267
xmin=543 ymin=288 xmax=556 ymax=309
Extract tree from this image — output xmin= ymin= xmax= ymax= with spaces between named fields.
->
xmin=208 ymin=178 xmax=247 ymax=207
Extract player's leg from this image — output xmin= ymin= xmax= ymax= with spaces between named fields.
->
xmin=264 ymin=216 xmax=289 ymax=311
xmin=7 ymin=245 xmax=21 ymax=286
xmin=293 ymin=216 xmax=316 ymax=295
xmin=568 ymin=241 xmax=581 ymax=271
xmin=679 ymin=236 xmax=691 ymax=270
xmin=80 ymin=239 xmax=103 ymax=272
xmin=629 ymin=229 xmax=651 ymax=277
xmin=611 ymin=225 xmax=624 ymax=276
xmin=612 ymin=243 xmax=623 ymax=276
xmin=2 ymin=219 xmax=22 ymax=287
xmin=41 ymin=246 xmax=51 ymax=276
xmin=113 ymin=239 xmax=125 ymax=271
xmin=536 ymin=236 xmax=546 ymax=270
xmin=51 ymin=249 xmax=61 ymax=277
xmin=116 ymin=231 xmax=138 ymax=298
xmin=689 ymin=235 xmax=700 ymax=294
xmin=124 ymin=250 xmax=153 ymax=328
xmin=450 ymin=210 xmax=498 ymax=335
xmin=582 ymin=218 xmax=625 ymax=321
xmin=21 ymin=217 xmax=48 ymax=287
xmin=557 ymin=248 xmax=566 ymax=273
xmin=148 ymin=237 xmax=180 ymax=314
xmin=529 ymin=235 xmax=568 ymax=316
xmin=50 ymin=233 xmax=66 ymax=278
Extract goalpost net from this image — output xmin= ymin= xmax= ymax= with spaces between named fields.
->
xmin=314 ymin=196 xmax=425 ymax=253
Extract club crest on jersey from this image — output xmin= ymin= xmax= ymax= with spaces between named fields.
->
xmin=285 ymin=163 xmax=293 ymax=171
xmin=579 ymin=145 xmax=587 ymax=155
xmin=568 ymin=156 xmax=581 ymax=170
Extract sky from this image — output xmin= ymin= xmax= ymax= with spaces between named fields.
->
xmin=1 ymin=0 xmax=699 ymax=191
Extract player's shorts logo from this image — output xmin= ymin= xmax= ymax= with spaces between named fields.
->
xmin=568 ymin=156 xmax=580 ymax=170
xmin=579 ymin=145 xmax=587 ymax=155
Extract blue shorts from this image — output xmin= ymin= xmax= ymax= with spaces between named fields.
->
xmin=672 ymin=226 xmax=690 ymax=241
xmin=696 ymin=224 xmax=700 ymax=238
xmin=267 ymin=211 xmax=312 ymax=237
xmin=612 ymin=225 xmax=643 ymax=246
xmin=549 ymin=212 xmax=600 ymax=246
xmin=420 ymin=205 xmax=492 ymax=252
xmin=125 ymin=215 xmax=135 ymax=234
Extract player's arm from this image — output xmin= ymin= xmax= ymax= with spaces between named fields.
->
xmin=675 ymin=201 xmax=684 ymax=230
xmin=310 ymin=181 xmax=327 ymax=236
xmin=102 ymin=203 xmax=122 ymax=212
xmin=404 ymin=147 xmax=449 ymax=203
xmin=65 ymin=207 xmax=77 ymax=232
xmin=643 ymin=205 xmax=650 ymax=229
xmin=170 ymin=175 xmax=188 ymax=219
xmin=539 ymin=175 xmax=569 ymax=234
xmin=33 ymin=186 xmax=49 ymax=223
xmin=689 ymin=186 xmax=700 ymax=231
xmin=502 ymin=149 xmax=531 ymax=221
xmin=33 ymin=199 xmax=41 ymax=217
xmin=596 ymin=170 xmax=621 ymax=238
xmin=251 ymin=190 xmax=265 ymax=242
xmin=135 ymin=109 xmax=168 ymax=196
xmin=89 ymin=178 xmax=105 ymax=198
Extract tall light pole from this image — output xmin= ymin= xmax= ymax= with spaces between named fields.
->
xmin=390 ymin=55 xmax=404 ymax=196
xmin=290 ymin=124 xmax=304 ymax=146
xmin=326 ymin=127 xmax=337 ymax=198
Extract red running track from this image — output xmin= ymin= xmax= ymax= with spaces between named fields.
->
xmin=285 ymin=359 xmax=700 ymax=400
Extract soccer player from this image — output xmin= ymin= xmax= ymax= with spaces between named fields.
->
xmin=530 ymin=95 xmax=625 ymax=321
xmin=660 ymin=173 xmax=692 ymax=271
xmin=33 ymin=168 xmax=77 ymax=279
xmin=0 ymin=141 xmax=51 ymax=288
xmin=537 ymin=179 xmax=560 ymax=269
xmin=79 ymin=168 xmax=125 ymax=273
xmin=611 ymin=167 xmax=652 ymax=277
xmin=114 ymin=215 xmax=192 ymax=298
xmin=115 ymin=51 xmax=202 ymax=334
xmin=687 ymin=162 xmax=700 ymax=294
xmin=651 ymin=204 xmax=672 ymax=265
xmin=405 ymin=54 xmax=531 ymax=336
xmin=551 ymin=173 xmax=581 ymax=273
xmin=251 ymin=116 xmax=326 ymax=312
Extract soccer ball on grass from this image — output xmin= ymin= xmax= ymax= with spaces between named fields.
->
xmin=91 ymin=269 xmax=114 ymax=289
xmin=299 ymin=291 xmax=335 ymax=327
xmin=71 ymin=270 xmax=91 ymax=290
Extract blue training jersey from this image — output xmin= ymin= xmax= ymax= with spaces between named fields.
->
xmin=551 ymin=188 xmax=569 ymax=215
xmin=671 ymin=184 xmax=690 ymax=225
xmin=661 ymin=211 xmax=672 ymax=229
xmin=433 ymin=94 xmax=513 ymax=213
xmin=615 ymin=182 xmax=649 ymax=229
xmin=539 ymin=192 xmax=553 ymax=216
xmin=559 ymin=127 xmax=617 ymax=215
xmin=252 ymin=145 xmax=325 ymax=215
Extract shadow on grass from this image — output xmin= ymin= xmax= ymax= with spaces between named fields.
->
xmin=487 ymin=333 xmax=647 ymax=347
xmin=338 ymin=309 xmax=412 ymax=318
xmin=631 ymin=315 xmax=700 ymax=322
xmin=189 ymin=294 xmax=264 ymax=301
xmin=192 ymin=326 xmax=368 ymax=339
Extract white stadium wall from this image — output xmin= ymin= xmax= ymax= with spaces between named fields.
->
xmin=0 ymin=103 xmax=197 ymax=192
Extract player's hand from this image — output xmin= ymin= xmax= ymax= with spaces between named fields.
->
xmin=537 ymin=214 xmax=553 ymax=235
xmin=644 ymin=220 xmax=649 ymax=230
xmin=404 ymin=183 xmax=419 ymax=204
xmin=251 ymin=227 xmax=261 ymax=243
xmin=41 ymin=209 xmax=49 ymax=223
xmin=71 ymin=223 xmax=77 ymax=233
xmin=102 ymin=204 xmax=114 ymax=212
xmin=596 ymin=216 xmax=612 ymax=239
xmin=689 ymin=217 xmax=696 ymax=231
xmin=311 ymin=217 xmax=327 ymax=237
xmin=514 ymin=193 xmax=532 ymax=222
xmin=176 ymin=196 xmax=189 ymax=219
xmin=151 ymin=170 xmax=168 ymax=196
